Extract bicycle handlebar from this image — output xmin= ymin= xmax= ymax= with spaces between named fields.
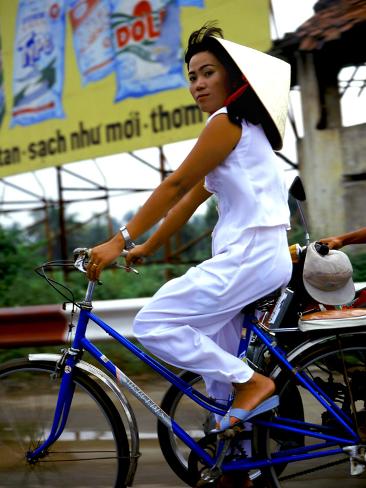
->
xmin=72 ymin=247 xmax=139 ymax=275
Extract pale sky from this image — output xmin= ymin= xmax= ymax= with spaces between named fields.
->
xmin=1 ymin=0 xmax=365 ymax=227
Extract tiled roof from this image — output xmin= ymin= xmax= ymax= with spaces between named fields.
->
xmin=296 ymin=0 xmax=366 ymax=50
xmin=272 ymin=0 xmax=366 ymax=52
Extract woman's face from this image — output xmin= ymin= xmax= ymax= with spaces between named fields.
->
xmin=188 ymin=51 xmax=233 ymax=114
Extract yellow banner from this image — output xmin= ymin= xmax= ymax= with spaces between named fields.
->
xmin=0 ymin=0 xmax=270 ymax=178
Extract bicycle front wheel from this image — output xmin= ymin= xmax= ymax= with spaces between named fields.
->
xmin=258 ymin=332 xmax=366 ymax=487
xmin=0 ymin=358 xmax=130 ymax=487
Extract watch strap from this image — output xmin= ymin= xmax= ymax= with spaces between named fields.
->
xmin=119 ymin=225 xmax=136 ymax=250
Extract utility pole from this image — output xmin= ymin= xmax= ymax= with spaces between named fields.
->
xmin=56 ymin=166 xmax=68 ymax=277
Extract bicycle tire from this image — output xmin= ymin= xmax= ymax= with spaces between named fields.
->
xmin=256 ymin=332 xmax=366 ymax=487
xmin=158 ymin=370 xmax=213 ymax=486
xmin=0 ymin=357 xmax=130 ymax=488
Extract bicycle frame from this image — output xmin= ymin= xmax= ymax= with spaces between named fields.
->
xmin=27 ymin=280 xmax=362 ymax=475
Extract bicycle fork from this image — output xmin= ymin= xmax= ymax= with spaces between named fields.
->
xmin=26 ymin=349 xmax=79 ymax=463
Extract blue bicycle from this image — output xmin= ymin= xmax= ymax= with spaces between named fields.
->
xmin=1 ymin=248 xmax=366 ymax=487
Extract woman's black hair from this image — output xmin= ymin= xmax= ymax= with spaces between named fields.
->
xmin=185 ymin=24 xmax=242 ymax=85
xmin=185 ymin=23 xmax=276 ymax=147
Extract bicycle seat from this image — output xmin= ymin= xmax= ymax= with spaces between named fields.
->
xmin=299 ymin=308 xmax=366 ymax=331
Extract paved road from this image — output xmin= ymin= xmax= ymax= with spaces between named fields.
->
xmin=1 ymin=373 xmax=366 ymax=488
xmin=125 ymin=377 xmax=366 ymax=488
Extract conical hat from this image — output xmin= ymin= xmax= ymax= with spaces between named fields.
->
xmin=212 ymin=37 xmax=291 ymax=150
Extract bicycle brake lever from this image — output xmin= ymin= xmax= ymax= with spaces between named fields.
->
xmin=74 ymin=254 xmax=88 ymax=273
xmin=118 ymin=249 xmax=139 ymax=274
xmin=115 ymin=263 xmax=140 ymax=274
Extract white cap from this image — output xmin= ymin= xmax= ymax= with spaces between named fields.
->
xmin=303 ymin=242 xmax=355 ymax=306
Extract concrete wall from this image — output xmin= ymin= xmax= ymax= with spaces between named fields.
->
xmin=297 ymin=53 xmax=365 ymax=239
xmin=341 ymin=123 xmax=366 ymax=232
xmin=297 ymin=53 xmax=345 ymax=239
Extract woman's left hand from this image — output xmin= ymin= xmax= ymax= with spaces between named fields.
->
xmin=125 ymin=244 xmax=149 ymax=268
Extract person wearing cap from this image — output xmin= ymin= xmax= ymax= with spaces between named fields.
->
xmin=319 ymin=227 xmax=366 ymax=251
xmin=87 ymin=24 xmax=292 ymax=437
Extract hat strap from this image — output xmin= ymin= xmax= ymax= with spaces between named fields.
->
xmin=224 ymin=79 xmax=249 ymax=106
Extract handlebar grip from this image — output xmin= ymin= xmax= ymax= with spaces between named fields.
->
xmin=314 ymin=241 xmax=329 ymax=256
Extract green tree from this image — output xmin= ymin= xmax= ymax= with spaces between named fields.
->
xmin=0 ymin=225 xmax=45 ymax=306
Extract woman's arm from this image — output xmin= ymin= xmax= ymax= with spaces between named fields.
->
xmin=139 ymin=180 xmax=212 ymax=256
xmin=125 ymin=114 xmax=240 ymax=241
xmin=319 ymin=227 xmax=366 ymax=250
xmin=87 ymin=114 xmax=240 ymax=279
xmin=125 ymin=181 xmax=211 ymax=266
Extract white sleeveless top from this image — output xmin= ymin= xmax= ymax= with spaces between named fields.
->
xmin=205 ymin=107 xmax=290 ymax=254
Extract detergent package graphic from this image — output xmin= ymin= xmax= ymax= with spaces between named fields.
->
xmin=11 ymin=0 xmax=66 ymax=127
xmin=110 ymin=0 xmax=186 ymax=102
xmin=68 ymin=0 xmax=114 ymax=85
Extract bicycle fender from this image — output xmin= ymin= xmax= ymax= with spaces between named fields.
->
xmin=28 ymin=353 xmax=139 ymax=486
xmin=269 ymin=331 xmax=366 ymax=380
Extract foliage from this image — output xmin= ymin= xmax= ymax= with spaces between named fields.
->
xmin=348 ymin=251 xmax=366 ymax=283
xmin=2 ymin=192 xmax=366 ymax=308
xmin=0 ymin=225 xmax=44 ymax=306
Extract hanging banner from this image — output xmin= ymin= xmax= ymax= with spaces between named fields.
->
xmin=0 ymin=0 xmax=271 ymax=178
xmin=0 ymin=24 xmax=4 ymax=127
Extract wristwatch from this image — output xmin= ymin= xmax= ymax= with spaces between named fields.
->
xmin=119 ymin=225 xmax=136 ymax=250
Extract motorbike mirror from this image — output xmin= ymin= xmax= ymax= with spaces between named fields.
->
xmin=289 ymin=176 xmax=306 ymax=202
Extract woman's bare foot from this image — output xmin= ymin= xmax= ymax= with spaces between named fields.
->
xmin=230 ymin=372 xmax=275 ymax=425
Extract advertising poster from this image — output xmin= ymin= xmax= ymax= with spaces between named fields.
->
xmin=69 ymin=0 xmax=114 ymax=84
xmin=11 ymin=0 xmax=66 ymax=127
xmin=0 ymin=24 xmax=5 ymax=127
xmin=0 ymin=0 xmax=271 ymax=178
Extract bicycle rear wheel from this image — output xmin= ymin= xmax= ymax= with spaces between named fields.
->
xmin=159 ymin=373 xmax=266 ymax=487
xmin=0 ymin=358 xmax=130 ymax=487
xmin=257 ymin=332 xmax=366 ymax=487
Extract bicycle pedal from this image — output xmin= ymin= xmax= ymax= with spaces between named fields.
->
xmin=350 ymin=457 xmax=366 ymax=477
xmin=344 ymin=445 xmax=366 ymax=476
xmin=197 ymin=467 xmax=221 ymax=485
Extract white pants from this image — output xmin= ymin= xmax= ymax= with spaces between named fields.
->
xmin=133 ymin=226 xmax=292 ymax=405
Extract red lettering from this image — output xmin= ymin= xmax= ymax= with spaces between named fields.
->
xmin=69 ymin=0 xmax=99 ymax=30
xmin=116 ymin=1 xmax=162 ymax=49
xmin=116 ymin=26 xmax=129 ymax=48
xmin=132 ymin=19 xmax=145 ymax=42
xmin=147 ymin=15 xmax=159 ymax=39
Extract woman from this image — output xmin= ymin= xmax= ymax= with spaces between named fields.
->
xmin=87 ymin=24 xmax=292 ymax=430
